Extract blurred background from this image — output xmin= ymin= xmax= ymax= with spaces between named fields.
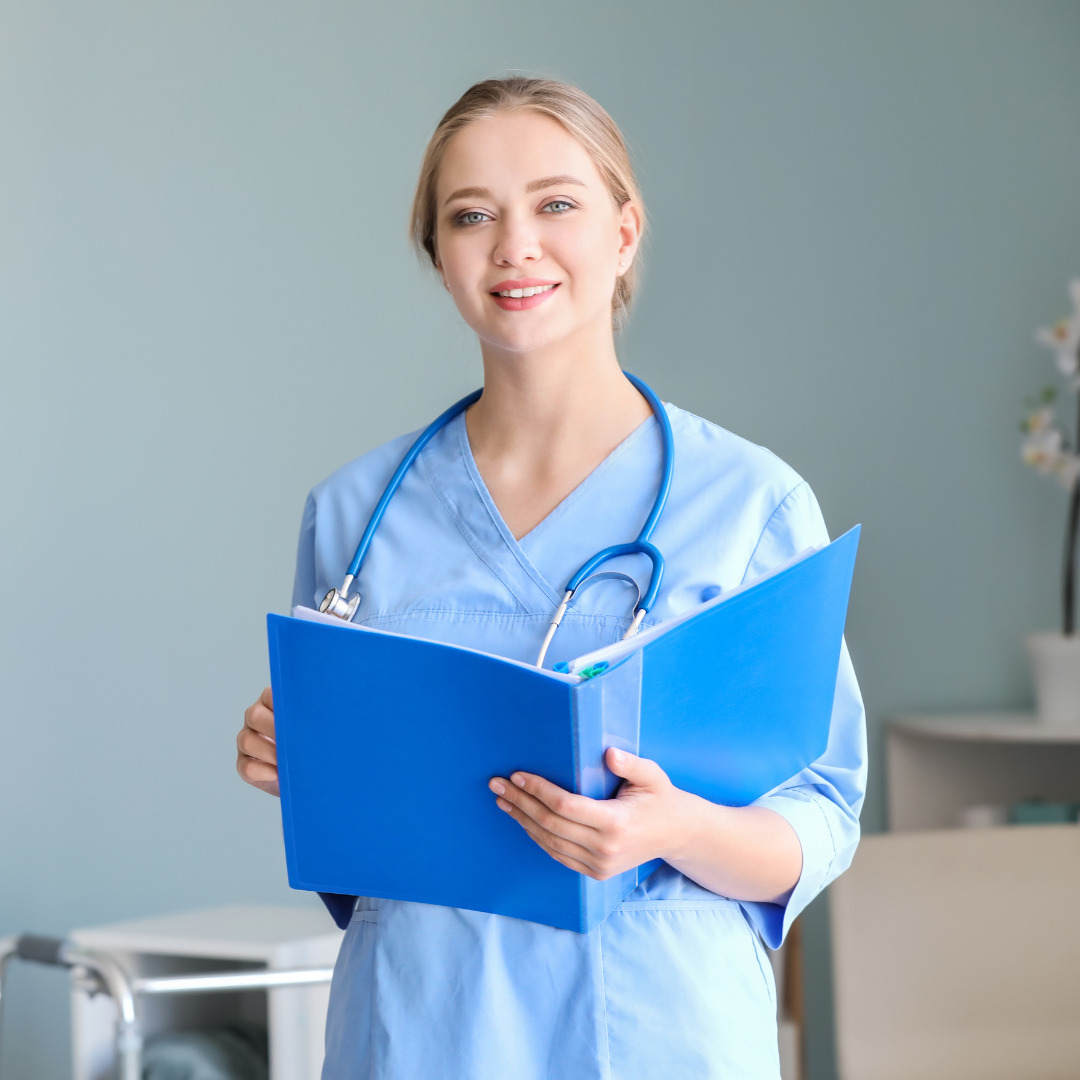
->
xmin=2 ymin=2 xmax=1079 ymax=1077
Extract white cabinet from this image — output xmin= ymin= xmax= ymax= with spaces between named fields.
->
xmin=69 ymin=904 xmax=342 ymax=1080
xmin=827 ymin=715 xmax=1080 ymax=1079
xmin=885 ymin=712 xmax=1080 ymax=831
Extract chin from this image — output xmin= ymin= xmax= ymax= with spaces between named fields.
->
xmin=475 ymin=320 xmax=570 ymax=355
xmin=502 ymin=332 xmax=576 ymax=357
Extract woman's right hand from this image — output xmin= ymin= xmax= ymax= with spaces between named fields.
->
xmin=237 ymin=686 xmax=279 ymax=797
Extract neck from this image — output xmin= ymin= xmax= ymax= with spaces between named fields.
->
xmin=465 ymin=322 xmax=652 ymax=466
xmin=461 ymin=320 xmax=656 ymax=541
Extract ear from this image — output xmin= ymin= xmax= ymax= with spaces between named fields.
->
xmin=615 ymin=200 xmax=642 ymax=277
xmin=433 ymin=255 xmax=449 ymax=293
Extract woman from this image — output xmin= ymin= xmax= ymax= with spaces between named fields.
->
xmin=237 ymin=75 xmax=866 ymax=1079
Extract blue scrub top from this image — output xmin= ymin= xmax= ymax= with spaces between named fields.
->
xmin=292 ymin=401 xmax=867 ymax=1080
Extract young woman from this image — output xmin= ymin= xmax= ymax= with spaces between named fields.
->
xmin=237 ymin=75 xmax=866 ymax=1079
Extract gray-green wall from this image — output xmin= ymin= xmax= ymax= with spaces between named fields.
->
xmin=3 ymin=3 xmax=1078 ymax=1077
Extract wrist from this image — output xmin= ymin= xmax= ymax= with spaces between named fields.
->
xmin=660 ymin=787 xmax=716 ymax=866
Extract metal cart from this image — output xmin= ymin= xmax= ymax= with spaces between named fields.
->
xmin=0 ymin=906 xmax=342 ymax=1080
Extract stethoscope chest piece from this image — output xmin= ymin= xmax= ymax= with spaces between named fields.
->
xmin=320 ymin=576 xmax=361 ymax=621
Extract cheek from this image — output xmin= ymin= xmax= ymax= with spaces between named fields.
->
xmin=437 ymin=253 xmax=493 ymax=332
xmin=438 ymin=251 xmax=478 ymax=303
xmin=565 ymin=225 xmax=621 ymax=283
xmin=578 ymin=216 xmax=622 ymax=266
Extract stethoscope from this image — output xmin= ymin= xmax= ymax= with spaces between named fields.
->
xmin=320 ymin=371 xmax=675 ymax=668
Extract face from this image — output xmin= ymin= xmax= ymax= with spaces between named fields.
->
xmin=433 ymin=110 xmax=641 ymax=356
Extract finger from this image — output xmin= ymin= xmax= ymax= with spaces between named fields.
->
xmin=237 ymin=752 xmax=278 ymax=785
xmin=490 ymin=778 xmax=600 ymax=846
xmin=495 ymin=795 xmax=599 ymax=869
xmin=244 ymin=702 xmax=276 ymax=741
xmin=237 ymin=725 xmax=277 ymax=765
xmin=502 ymin=804 xmax=618 ymax=881
xmin=261 ymin=685 xmax=273 ymax=710
xmin=523 ymin=836 xmax=600 ymax=878
xmin=505 ymin=771 xmax=608 ymax=828
xmin=605 ymin=747 xmax=668 ymax=787
xmin=495 ymin=789 xmax=596 ymax=851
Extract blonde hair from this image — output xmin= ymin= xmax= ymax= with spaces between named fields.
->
xmin=409 ymin=76 xmax=647 ymax=329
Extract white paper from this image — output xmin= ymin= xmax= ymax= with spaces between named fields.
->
xmin=290 ymin=605 xmax=583 ymax=684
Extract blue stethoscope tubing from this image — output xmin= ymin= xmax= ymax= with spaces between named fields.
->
xmin=319 ymin=371 xmax=675 ymax=668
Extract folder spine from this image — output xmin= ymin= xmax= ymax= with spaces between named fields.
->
xmin=570 ymin=652 xmax=645 ymax=932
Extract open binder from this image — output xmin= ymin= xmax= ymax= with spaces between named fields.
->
xmin=267 ymin=525 xmax=860 ymax=933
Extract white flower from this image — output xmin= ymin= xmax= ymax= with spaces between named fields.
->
xmin=1020 ymin=281 xmax=1080 ymax=491
xmin=1022 ymin=424 xmax=1064 ymax=474
xmin=1035 ymin=278 xmax=1080 ymax=375
xmin=1054 ymin=452 xmax=1080 ymax=490
xmin=1023 ymin=406 xmax=1055 ymax=434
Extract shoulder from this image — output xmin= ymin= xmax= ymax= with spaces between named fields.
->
xmin=667 ymin=402 xmax=807 ymax=505
xmin=307 ymin=426 xmax=425 ymax=509
xmin=665 ymin=403 xmax=830 ymax=573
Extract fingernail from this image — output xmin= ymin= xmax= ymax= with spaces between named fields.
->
xmin=512 ymin=773 xmax=525 ymax=787
xmin=490 ymin=780 xmax=505 ymax=796
xmin=497 ymin=798 xmax=511 ymax=812
xmin=610 ymin=749 xmax=623 ymax=763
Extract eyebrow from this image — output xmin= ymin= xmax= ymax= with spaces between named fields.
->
xmin=443 ymin=174 xmax=587 ymax=206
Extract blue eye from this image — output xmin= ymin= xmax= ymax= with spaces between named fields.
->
xmin=456 ymin=210 xmax=490 ymax=226
xmin=544 ymin=200 xmax=573 ymax=213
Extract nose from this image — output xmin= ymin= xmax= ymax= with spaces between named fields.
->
xmin=492 ymin=209 xmax=542 ymax=267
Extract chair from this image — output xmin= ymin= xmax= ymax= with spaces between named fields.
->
xmin=828 ymin=824 xmax=1080 ymax=1080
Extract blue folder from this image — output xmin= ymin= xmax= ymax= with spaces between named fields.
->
xmin=267 ymin=525 xmax=860 ymax=933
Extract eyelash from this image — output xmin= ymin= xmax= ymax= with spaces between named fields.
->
xmin=453 ymin=199 xmax=576 ymax=227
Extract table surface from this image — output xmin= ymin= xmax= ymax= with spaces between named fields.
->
xmin=888 ymin=712 xmax=1080 ymax=744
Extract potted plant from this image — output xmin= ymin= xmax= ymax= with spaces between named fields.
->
xmin=1020 ymin=279 xmax=1080 ymax=726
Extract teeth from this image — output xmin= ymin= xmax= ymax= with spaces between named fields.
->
xmin=497 ymin=284 xmax=556 ymax=298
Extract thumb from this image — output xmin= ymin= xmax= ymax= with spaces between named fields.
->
xmin=605 ymin=746 xmax=666 ymax=787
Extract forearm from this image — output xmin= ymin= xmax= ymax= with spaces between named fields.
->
xmin=664 ymin=791 xmax=803 ymax=904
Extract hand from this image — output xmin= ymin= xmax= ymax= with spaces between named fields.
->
xmin=237 ymin=686 xmax=279 ymax=797
xmin=489 ymin=747 xmax=692 ymax=880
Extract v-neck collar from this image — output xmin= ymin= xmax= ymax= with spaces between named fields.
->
xmin=447 ymin=409 xmax=659 ymax=603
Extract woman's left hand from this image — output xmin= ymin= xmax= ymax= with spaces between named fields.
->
xmin=489 ymin=747 xmax=693 ymax=880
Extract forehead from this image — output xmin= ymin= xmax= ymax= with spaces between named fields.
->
xmin=437 ymin=111 xmax=605 ymax=200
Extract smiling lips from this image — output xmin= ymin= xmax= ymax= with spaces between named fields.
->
xmin=489 ymin=279 xmax=560 ymax=311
